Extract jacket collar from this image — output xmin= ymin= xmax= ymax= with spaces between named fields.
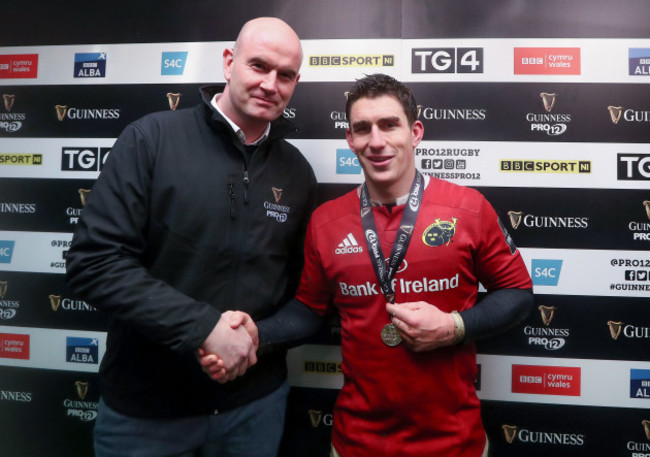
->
xmin=198 ymin=85 xmax=297 ymax=143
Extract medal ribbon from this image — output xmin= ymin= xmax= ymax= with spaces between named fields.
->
xmin=360 ymin=171 xmax=424 ymax=304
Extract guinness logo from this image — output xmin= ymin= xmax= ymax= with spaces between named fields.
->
xmin=74 ymin=381 xmax=89 ymax=400
xmin=400 ymin=224 xmax=414 ymax=235
xmin=507 ymin=211 xmax=523 ymax=229
xmin=49 ymin=294 xmax=62 ymax=311
xmin=608 ymin=320 xmax=623 ymax=340
xmin=272 ymin=187 xmax=283 ymax=203
xmin=608 ymin=105 xmax=623 ymax=124
xmin=502 ymin=424 xmax=518 ymax=444
xmin=3 ymin=94 xmax=15 ymax=112
xmin=308 ymin=409 xmax=322 ymax=427
xmin=539 ymin=305 xmax=556 ymax=326
xmin=78 ymin=189 xmax=92 ymax=206
xmin=643 ymin=420 xmax=650 ymax=440
xmin=55 ymin=105 xmax=68 ymax=121
xmin=166 ymin=92 xmax=181 ymax=111
xmin=417 ymin=104 xmax=423 ymax=119
xmin=644 ymin=201 xmax=650 ymax=220
xmin=540 ymin=93 xmax=558 ymax=112
xmin=360 ymin=207 xmax=372 ymax=218
xmin=0 ymin=281 xmax=7 ymax=299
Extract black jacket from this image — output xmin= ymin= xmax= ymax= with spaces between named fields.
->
xmin=66 ymin=86 xmax=317 ymax=417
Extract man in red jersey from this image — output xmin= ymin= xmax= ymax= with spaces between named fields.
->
xmin=202 ymin=73 xmax=533 ymax=457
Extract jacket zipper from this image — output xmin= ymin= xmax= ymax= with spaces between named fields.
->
xmin=228 ymin=174 xmax=236 ymax=219
xmin=242 ymin=170 xmax=250 ymax=204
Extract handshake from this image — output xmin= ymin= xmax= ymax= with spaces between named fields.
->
xmin=196 ymin=311 xmax=259 ymax=383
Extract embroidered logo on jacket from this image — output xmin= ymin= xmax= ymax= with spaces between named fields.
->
xmin=264 ymin=187 xmax=291 ymax=223
xmin=422 ymin=218 xmax=457 ymax=247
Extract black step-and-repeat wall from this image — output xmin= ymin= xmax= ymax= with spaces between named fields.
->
xmin=2 ymin=1 xmax=649 ymax=456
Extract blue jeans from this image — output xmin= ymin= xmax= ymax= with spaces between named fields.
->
xmin=94 ymin=382 xmax=289 ymax=457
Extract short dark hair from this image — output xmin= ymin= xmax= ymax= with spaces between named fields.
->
xmin=345 ymin=73 xmax=419 ymax=126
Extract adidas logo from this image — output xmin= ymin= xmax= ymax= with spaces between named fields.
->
xmin=335 ymin=233 xmax=364 ymax=255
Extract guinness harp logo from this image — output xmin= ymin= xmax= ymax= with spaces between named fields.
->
xmin=607 ymin=320 xmax=623 ymax=340
xmin=417 ymin=104 xmax=423 ymax=119
xmin=502 ymin=424 xmax=518 ymax=444
xmin=607 ymin=105 xmax=623 ymax=124
xmin=166 ymin=92 xmax=181 ymax=111
xmin=507 ymin=211 xmax=523 ymax=230
xmin=78 ymin=189 xmax=92 ymax=206
xmin=272 ymin=187 xmax=283 ymax=203
xmin=3 ymin=94 xmax=15 ymax=112
xmin=400 ymin=224 xmax=415 ymax=235
xmin=75 ymin=381 xmax=89 ymax=400
xmin=308 ymin=409 xmax=322 ymax=428
xmin=55 ymin=105 xmax=68 ymax=121
xmin=643 ymin=201 xmax=650 ymax=220
xmin=540 ymin=93 xmax=558 ymax=112
xmin=49 ymin=294 xmax=62 ymax=311
xmin=0 ymin=281 xmax=8 ymax=299
xmin=642 ymin=420 xmax=650 ymax=441
xmin=361 ymin=207 xmax=372 ymax=218
xmin=539 ymin=305 xmax=556 ymax=326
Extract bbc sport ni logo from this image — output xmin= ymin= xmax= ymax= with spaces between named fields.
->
xmin=0 ymin=240 xmax=15 ymax=264
xmin=531 ymin=259 xmax=563 ymax=286
xmin=336 ymin=149 xmax=361 ymax=175
xmin=161 ymin=52 xmax=188 ymax=76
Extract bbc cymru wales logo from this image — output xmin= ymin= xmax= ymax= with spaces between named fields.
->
xmin=511 ymin=364 xmax=581 ymax=396
xmin=514 ymin=48 xmax=581 ymax=75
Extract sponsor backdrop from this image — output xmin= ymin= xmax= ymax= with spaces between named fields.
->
xmin=1 ymin=1 xmax=649 ymax=455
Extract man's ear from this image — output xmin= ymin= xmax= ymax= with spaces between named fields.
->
xmin=346 ymin=128 xmax=357 ymax=154
xmin=222 ymin=48 xmax=234 ymax=83
xmin=411 ymin=120 xmax=424 ymax=148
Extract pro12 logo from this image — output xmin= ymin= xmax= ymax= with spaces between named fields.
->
xmin=411 ymin=48 xmax=483 ymax=74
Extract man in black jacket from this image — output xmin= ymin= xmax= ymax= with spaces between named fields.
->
xmin=66 ymin=17 xmax=317 ymax=457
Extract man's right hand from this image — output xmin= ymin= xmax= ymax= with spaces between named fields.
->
xmin=198 ymin=311 xmax=258 ymax=383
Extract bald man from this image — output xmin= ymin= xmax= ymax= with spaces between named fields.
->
xmin=66 ymin=17 xmax=317 ymax=457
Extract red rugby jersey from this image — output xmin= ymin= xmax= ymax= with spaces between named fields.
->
xmin=297 ymin=178 xmax=532 ymax=457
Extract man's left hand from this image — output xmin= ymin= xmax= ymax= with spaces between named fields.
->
xmin=386 ymin=301 xmax=456 ymax=352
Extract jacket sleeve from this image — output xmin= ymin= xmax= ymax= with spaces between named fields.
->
xmin=65 ymin=121 xmax=220 ymax=354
